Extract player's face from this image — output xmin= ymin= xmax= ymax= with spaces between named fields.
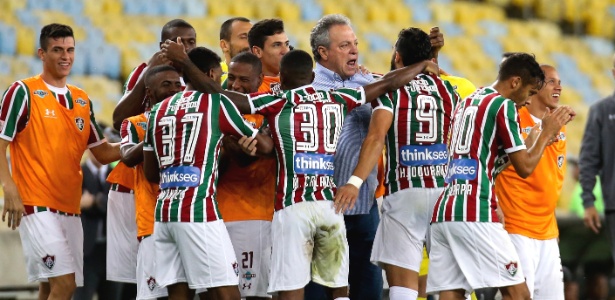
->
xmin=533 ymin=67 xmax=561 ymax=110
xmin=511 ymin=80 xmax=540 ymax=108
xmin=254 ymin=32 xmax=290 ymax=75
xmin=321 ymin=24 xmax=358 ymax=79
xmin=228 ymin=21 xmax=252 ymax=59
xmin=227 ymin=62 xmax=262 ymax=94
xmin=162 ymin=27 xmax=197 ymax=53
xmin=38 ymin=36 xmax=75 ymax=80
xmin=146 ymin=70 xmax=182 ymax=104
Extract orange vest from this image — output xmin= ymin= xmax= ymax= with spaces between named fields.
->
xmin=217 ymin=114 xmax=276 ymax=222
xmin=11 ymin=75 xmax=92 ymax=214
xmin=495 ymin=107 xmax=566 ymax=240
xmin=106 ymin=162 xmax=135 ymax=190
xmin=258 ymin=76 xmax=280 ymax=93
xmin=127 ymin=113 xmax=158 ymax=237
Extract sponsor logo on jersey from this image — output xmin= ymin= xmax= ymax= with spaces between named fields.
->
xmin=505 ymin=261 xmax=518 ymax=276
xmin=34 ymin=90 xmax=48 ymax=98
xmin=147 ymin=276 xmax=157 ymax=291
xmin=160 ymin=166 xmax=201 ymax=189
xmin=293 ymin=153 xmax=334 ymax=176
xmin=42 ymin=254 xmax=55 ymax=270
xmin=137 ymin=122 xmax=147 ymax=130
xmin=522 ymin=126 xmax=533 ymax=134
xmin=243 ymin=271 xmax=256 ymax=280
xmin=75 ymin=117 xmax=85 ymax=131
xmin=45 ymin=109 xmax=56 ymax=118
xmin=557 ymin=154 xmax=564 ymax=169
xmin=445 ymin=158 xmax=478 ymax=183
xmin=400 ymin=144 xmax=448 ymax=167
xmin=270 ymin=82 xmax=281 ymax=95
xmin=75 ymin=98 xmax=87 ymax=107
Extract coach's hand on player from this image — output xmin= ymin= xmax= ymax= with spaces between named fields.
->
xmin=161 ymin=37 xmax=188 ymax=66
xmin=2 ymin=181 xmax=24 ymax=230
xmin=584 ymin=206 xmax=602 ymax=234
xmin=334 ymin=184 xmax=359 ymax=214
xmin=238 ymin=135 xmax=258 ymax=156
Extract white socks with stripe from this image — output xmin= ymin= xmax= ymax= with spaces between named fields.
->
xmin=389 ymin=286 xmax=419 ymax=300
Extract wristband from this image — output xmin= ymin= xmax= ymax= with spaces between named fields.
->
xmin=346 ymin=175 xmax=363 ymax=189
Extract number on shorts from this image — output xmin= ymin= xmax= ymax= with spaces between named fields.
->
xmin=241 ymin=251 xmax=254 ymax=269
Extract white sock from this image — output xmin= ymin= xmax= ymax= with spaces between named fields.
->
xmin=389 ymin=286 xmax=419 ymax=300
xmin=334 ymin=298 xmax=350 ymax=300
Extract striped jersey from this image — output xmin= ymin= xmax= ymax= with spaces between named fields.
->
xmin=248 ymin=84 xmax=365 ymax=211
xmin=144 ymin=90 xmax=259 ymax=222
xmin=432 ymin=87 xmax=526 ymax=223
xmin=372 ymin=74 xmax=459 ymax=194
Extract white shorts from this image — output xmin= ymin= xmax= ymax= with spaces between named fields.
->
xmin=371 ymin=187 xmax=442 ymax=272
xmin=226 ymin=220 xmax=272 ymax=298
xmin=509 ymin=234 xmax=564 ymax=299
xmin=154 ymin=220 xmax=239 ymax=290
xmin=19 ymin=212 xmax=84 ymax=286
xmin=427 ymin=222 xmax=525 ymax=294
xmin=106 ymin=190 xmax=138 ymax=283
xmin=269 ymin=201 xmax=349 ymax=293
xmin=137 ymin=236 xmax=168 ymax=300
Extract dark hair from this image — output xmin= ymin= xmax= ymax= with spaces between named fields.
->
xmin=248 ymin=19 xmax=284 ymax=49
xmin=395 ymin=27 xmax=432 ymax=67
xmin=230 ymin=52 xmax=262 ymax=76
xmin=498 ymin=53 xmax=545 ymax=88
xmin=144 ymin=65 xmax=179 ymax=87
xmin=502 ymin=52 xmax=518 ymax=59
xmin=161 ymin=19 xmax=194 ymax=41
xmin=280 ymin=50 xmax=313 ymax=80
xmin=39 ymin=23 xmax=74 ymax=50
xmin=220 ymin=17 xmax=251 ymax=41
xmin=185 ymin=47 xmax=221 ymax=84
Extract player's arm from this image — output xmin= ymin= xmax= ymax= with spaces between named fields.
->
xmin=0 ymin=139 xmax=22 ymax=230
xmin=362 ymin=60 xmax=439 ymax=101
xmin=161 ymin=38 xmax=252 ymax=114
xmin=335 ymin=108 xmax=393 ymax=213
xmin=90 ymin=142 xmax=121 ymax=165
xmin=119 ymin=119 xmax=144 ymax=167
xmin=112 ymin=52 xmax=168 ymax=130
xmin=430 ymin=27 xmax=444 ymax=63
xmin=579 ymin=103 xmax=603 ymax=233
xmin=508 ymin=106 xmax=573 ymax=178
xmin=143 ymin=149 xmax=160 ymax=183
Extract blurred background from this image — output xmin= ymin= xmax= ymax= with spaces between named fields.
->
xmin=0 ymin=0 xmax=613 ymax=298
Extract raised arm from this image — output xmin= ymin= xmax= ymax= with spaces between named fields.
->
xmin=362 ymin=60 xmax=439 ymax=101
xmin=161 ymin=38 xmax=252 ymax=114
xmin=334 ymin=109 xmax=393 ymax=213
xmin=508 ymin=106 xmax=573 ymax=178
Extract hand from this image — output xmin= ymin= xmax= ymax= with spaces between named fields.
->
xmin=496 ymin=205 xmax=505 ymax=226
xmin=358 ymin=64 xmax=370 ymax=75
xmin=423 ymin=60 xmax=440 ymax=76
xmin=524 ymin=123 xmax=541 ymax=148
xmin=334 ymin=184 xmax=359 ymax=214
xmin=238 ymin=136 xmax=258 ymax=156
xmin=81 ymin=191 xmax=95 ymax=209
xmin=584 ymin=206 xmax=602 ymax=234
xmin=161 ymin=37 xmax=189 ymax=65
xmin=429 ymin=27 xmax=444 ymax=55
xmin=148 ymin=50 xmax=170 ymax=68
xmin=1 ymin=182 xmax=24 ymax=230
xmin=541 ymin=106 xmax=572 ymax=136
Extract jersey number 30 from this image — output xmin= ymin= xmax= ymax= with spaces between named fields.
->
xmin=296 ymin=103 xmax=342 ymax=152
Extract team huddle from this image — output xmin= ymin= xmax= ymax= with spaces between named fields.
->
xmin=1 ymin=12 xmax=574 ymax=300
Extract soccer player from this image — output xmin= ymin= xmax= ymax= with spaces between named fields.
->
xmin=219 ymin=17 xmax=252 ymax=83
xmin=162 ymin=37 xmax=439 ymax=299
xmin=0 ymin=23 xmax=120 ymax=299
xmin=335 ymin=27 xmax=459 ymax=300
xmin=427 ymin=53 xmax=574 ymax=299
xmin=248 ymin=18 xmax=290 ymax=93
xmin=216 ymin=52 xmax=274 ymax=300
xmin=495 ymin=65 xmax=567 ymax=299
xmin=106 ymin=19 xmax=196 ymax=286
xmin=142 ymin=46 xmax=273 ymax=300
xmin=119 ymin=65 xmax=183 ymax=300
